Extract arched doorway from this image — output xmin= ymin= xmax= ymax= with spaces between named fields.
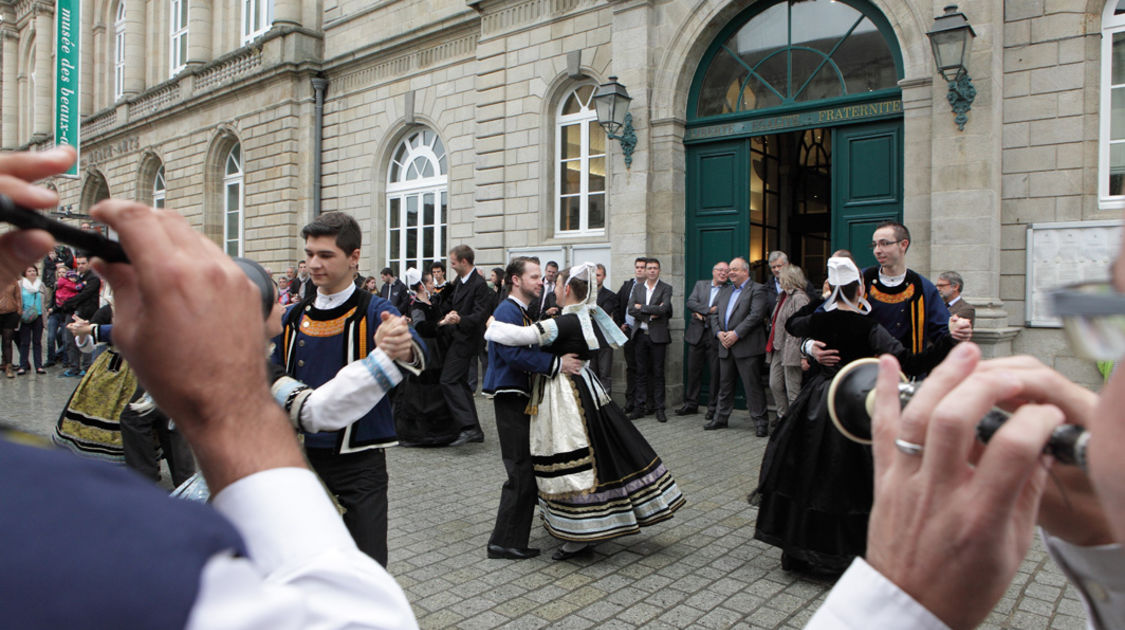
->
xmin=685 ymin=0 xmax=905 ymax=287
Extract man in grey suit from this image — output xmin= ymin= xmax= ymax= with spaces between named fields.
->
xmin=677 ymin=261 xmax=729 ymax=419
xmin=627 ymin=258 xmax=673 ymax=423
xmin=708 ymin=257 xmax=770 ymax=435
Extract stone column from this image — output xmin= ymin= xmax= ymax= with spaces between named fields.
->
xmin=274 ymin=0 xmax=301 ymax=27
xmin=187 ymin=0 xmax=211 ymax=65
xmin=926 ymin=2 xmax=1018 ymax=357
xmin=33 ymin=11 xmax=52 ymax=138
xmin=90 ymin=24 xmax=104 ymax=111
xmin=123 ymin=0 xmax=145 ymax=96
xmin=80 ymin=0 xmax=94 ymax=115
xmin=1 ymin=27 xmax=18 ymax=148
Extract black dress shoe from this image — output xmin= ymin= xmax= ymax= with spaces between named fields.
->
xmin=624 ymin=405 xmax=635 ymax=414
xmin=703 ymin=418 xmax=728 ymax=430
xmin=704 ymin=410 xmax=715 ymax=420
xmin=551 ymin=544 xmax=593 ymax=561
xmin=674 ymin=405 xmax=698 ymax=416
xmin=487 ymin=544 xmax=541 ymax=560
xmin=755 ymin=423 xmax=769 ymax=437
xmin=655 ymin=410 xmax=667 ymax=423
xmin=449 ymin=428 xmax=485 ymax=447
xmin=627 ymin=409 xmax=645 ymax=421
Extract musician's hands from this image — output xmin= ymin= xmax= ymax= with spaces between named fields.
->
xmin=950 ymin=314 xmax=972 ymax=341
xmin=0 ymin=147 xmax=75 ymax=287
xmin=559 ymin=353 xmax=583 ymax=376
xmin=808 ymin=340 xmax=839 ymax=366
xmin=973 ymin=355 xmax=1114 ymax=546
xmin=866 ymin=343 xmax=1063 ymax=630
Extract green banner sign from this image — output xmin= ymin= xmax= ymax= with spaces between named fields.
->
xmin=55 ymin=0 xmax=80 ymax=176
xmin=685 ymin=98 xmax=904 ymax=143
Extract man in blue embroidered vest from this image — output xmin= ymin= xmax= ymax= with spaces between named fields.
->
xmin=274 ymin=212 xmax=425 ymax=567
xmin=482 ymin=257 xmax=582 ymax=559
xmin=0 ymin=146 xmax=416 ymax=628
xmin=805 ymin=222 xmax=972 ymax=368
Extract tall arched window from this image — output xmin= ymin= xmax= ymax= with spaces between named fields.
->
xmin=223 ymin=145 xmax=243 ymax=256
xmin=1101 ymin=1 xmax=1125 ymax=209
xmin=114 ymin=2 xmax=126 ymax=100
xmin=153 ymin=165 xmax=166 ymax=208
xmin=170 ymin=0 xmax=188 ymax=75
xmin=386 ymin=129 xmax=447 ymax=276
xmin=242 ymin=0 xmax=274 ymax=44
xmin=555 ymin=84 xmax=607 ymax=235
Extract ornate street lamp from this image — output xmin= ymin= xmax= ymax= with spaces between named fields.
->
xmin=927 ymin=5 xmax=976 ymax=131
xmin=592 ymin=76 xmax=637 ymax=168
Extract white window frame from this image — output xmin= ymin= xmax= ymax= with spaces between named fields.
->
xmin=114 ymin=2 xmax=126 ymax=101
xmin=1100 ymin=1 xmax=1125 ymax=209
xmin=153 ymin=165 xmax=166 ymax=208
xmin=241 ymin=0 xmax=274 ymax=44
xmin=386 ymin=130 xmax=448 ymax=277
xmin=169 ymin=0 xmax=188 ymax=75
xmin=554 ymin=84 xmax=608 ymax=237
xmin=223 ymin=145 xmax=244 ymax=257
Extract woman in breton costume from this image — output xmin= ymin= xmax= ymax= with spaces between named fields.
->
xmin=484 ymin=263 xmax=685 ymax=560
xmin=752 ymin=257 xmax=953 ymax=575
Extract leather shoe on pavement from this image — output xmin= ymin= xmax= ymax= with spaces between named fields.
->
xmin=551 ymin=544 xmax=593 ymax=561
xmin=755 ymin=423 xmax=769 ymax=437
xmin=674 ymin=405 xmax=698 ymax=416
xmin=487 ymin=544 xmax=540 ymax=560
xmin=655 ymin=410 xmax=668 ymax=423
xmin=627 ymin=409 xmax=645 ymax=421
xmin=449 ymin=428 xmax=485 ymax=447
xmin=703 ymin=418 xmax=728 ymax=430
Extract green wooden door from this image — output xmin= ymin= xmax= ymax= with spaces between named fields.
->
xmin=685 ymin=140 xmax=748 ymax=408
xmin=685 ymin=140 xmax=748 ymax=283
xmin=831 ymin=120 xmax=904 ymax=270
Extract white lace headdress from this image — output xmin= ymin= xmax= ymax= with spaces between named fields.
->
xmin=560 ymin=262 xmax=629 ymax=350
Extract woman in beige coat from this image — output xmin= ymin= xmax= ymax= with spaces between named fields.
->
xmin=766 ymin=265 xmax=809 ymax=427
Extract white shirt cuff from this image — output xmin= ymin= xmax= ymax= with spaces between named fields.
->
xmin=1044 ymin=532 xmax=1125 ymax=630
xmin=806 ymin=558 xmax=950 ymax=630
xmin=211 ymin=468 xmax=357 ymax=574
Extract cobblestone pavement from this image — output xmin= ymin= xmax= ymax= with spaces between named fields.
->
xmin=3 ymin=368 xmax=1090 ymax=629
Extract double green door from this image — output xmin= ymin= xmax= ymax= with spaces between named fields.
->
xmin=683 ymin=118 xmax=903 ymax=408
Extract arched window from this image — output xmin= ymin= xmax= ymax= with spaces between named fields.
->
xmin=114 ymin=2 xmax=126 ymax=100
xmin=386 ymin=129 xmax=447 ymax=276
xmin=1101 ymin=1 xmax=1125 ymax=209
xmin=691 ymin=0 xmax=899 ymax=119
xmin=170 ymin=0 xmax=188 ymax=75
xmin=153 ymin=165 xmax=166 ymax=208
xmin=555 ymin=84 xmax=607 ymax=235
xmin=223 ymin=144 xmax=243 ymax=256
xmin=242 ymin=0 xmax=274 ymax=44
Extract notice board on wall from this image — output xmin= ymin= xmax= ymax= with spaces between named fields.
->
xmin=1025 ymin=220 xmax=1123 ymax=327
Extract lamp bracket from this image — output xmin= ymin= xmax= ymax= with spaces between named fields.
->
xmin=946 ymin=71 xmax=975 ymax=131
xmin=605 ymin=112 xmax=636 ymax=169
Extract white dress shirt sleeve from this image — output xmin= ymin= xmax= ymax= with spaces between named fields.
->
xmin=805 ymin=558 xmax=949 ymax=629
xmin=298 ymin=348 xmax=404 ymax=433
xmin=185 ymin=468 xmax=418 ymax=630
xmin=1043 ymin=531 xmax=1125 ymax=630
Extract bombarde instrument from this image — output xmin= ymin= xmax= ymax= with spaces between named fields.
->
xmin=826 ymin=358 xmax=1089 ymax=471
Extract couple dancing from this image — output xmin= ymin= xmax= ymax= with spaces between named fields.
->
xmin=483 ymin=259 xmax=684 ymax=561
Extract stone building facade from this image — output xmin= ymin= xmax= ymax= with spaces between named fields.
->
xmin=0 ymin=0 xmax=1120 ymax=392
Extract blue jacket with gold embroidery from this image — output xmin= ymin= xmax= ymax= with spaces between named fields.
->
xmin=272 ymin=288 xmax=426 ymax=452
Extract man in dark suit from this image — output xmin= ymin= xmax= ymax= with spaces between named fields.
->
xmin=482 ymin=257 xmax=582 ymax=559
xmin=709 ymin=257 xmax=769 ymax=435
xmin=58 ymin=253 xmax=101 ymax=376
xmin=627 ymin=258 xmax=673 ymax=422
xmin=616 ymin=257 xmax=648 ymax=412
xmin=438 ymin=245 xmax=493 ymax=446
xmin=529 ymin=260 xmax=559 ymax=320
xmin=378 ymin=267 xmax=410 ymax=313
xmin=593 ymin=264 xmax=619 ymax=392
xmin=937 ymin=271 xmax=976 ymax=326
xmin=677 ymin=260 xmax=729 ymax=418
